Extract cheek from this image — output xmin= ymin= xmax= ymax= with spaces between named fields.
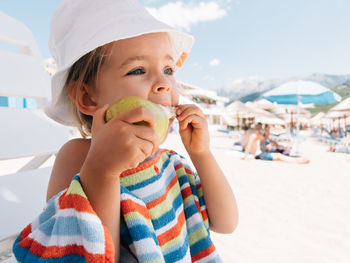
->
xmin=171 ymin=89 xmax=180 ymax=106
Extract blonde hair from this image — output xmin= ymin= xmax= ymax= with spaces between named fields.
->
xmin=65 ymin=44 xmax=112 ymax=138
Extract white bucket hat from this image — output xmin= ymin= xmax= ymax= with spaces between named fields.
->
xmin=45 ymin=0 xmax=194 ymax=126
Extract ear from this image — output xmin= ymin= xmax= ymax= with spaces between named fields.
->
xmin=67 ymin=82 xmax=98 ymax=116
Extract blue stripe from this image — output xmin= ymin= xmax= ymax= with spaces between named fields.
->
xmin=151 ymin=192 xmax=183 ymax=230
xmin=128 ymin=224 xmax=159 ymax=243
xmin=13 ymin=234 xmax=88 ymax=263
xmin=187 ymin=222 xmax=205 ymax=236
xmin=183 ymin=201 xmax=200 ymax=219
xmin=190 ymin=235 xmax=213 ymax=255
xmin=38 ymin=216 xmax=104 ymax=243
xmin=164 ymin=235 xmax=190 ymax=262
xmin=162 ymin=228 xmax=188 ymax=255
xmin=142 ymin=169 xmax=177 ymax=203
xmin=39 ymin=194 xmax=59 ymax=224
xmin=138 ymin=251 xmax=163 ymax=262
xmin=125 ymin=158 xmax=171 ymax=191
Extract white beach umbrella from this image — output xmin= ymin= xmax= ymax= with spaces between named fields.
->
xmin=329 ymin=97 xmax=350 ymax=112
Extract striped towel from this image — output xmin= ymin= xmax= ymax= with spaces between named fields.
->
xmin=13 ymin=150 xmax=222 ymax=262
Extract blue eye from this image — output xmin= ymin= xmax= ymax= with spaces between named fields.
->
xmin=127 ymin=68 xmax=145 ymax=75
xmin=164 ymin=67 xmax=174 ymax=75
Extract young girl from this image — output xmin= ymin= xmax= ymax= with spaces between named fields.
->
xmin=13 ymin=0 xmax=238 ymax=262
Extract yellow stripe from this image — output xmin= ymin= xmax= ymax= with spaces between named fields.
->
xmin=66 ymin=179 xmax=87 ymax=198
xmin=148 ymin=181 xmax=181 ymax=219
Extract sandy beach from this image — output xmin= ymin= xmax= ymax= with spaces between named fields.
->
xmin=1 ymin=125 xmax=349 ymax=262
xmin=163 ymin=127 xmax=350 ymax=263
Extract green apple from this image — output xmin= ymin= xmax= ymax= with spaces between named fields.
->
xmin=105 ymin=96 xmax=170 ymax=141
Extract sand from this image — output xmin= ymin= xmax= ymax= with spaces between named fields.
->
xmin=2 ymin=125 xmax=349 ymax=262
xmin=163 ymin=127 xmax=350 ymax=263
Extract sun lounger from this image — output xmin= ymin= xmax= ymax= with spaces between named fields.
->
xmin=0 ymin=12 xmax=70 ymax=262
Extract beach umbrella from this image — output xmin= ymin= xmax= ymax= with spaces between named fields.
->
xmin=329 ymin=97 xmax=350 ymax=112
xmin=226 ymin=100 xmax=255 ymax=128
xmin=262 ymin=80 xmax=341 ymax=105
xmin=263 ymin=80 xmax=341 ymax=134
xmin=310 ymin=112 xmax=325 ymax=126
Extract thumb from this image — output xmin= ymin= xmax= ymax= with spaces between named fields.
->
xmin=91 ymin=104 xmax=109 ymax=135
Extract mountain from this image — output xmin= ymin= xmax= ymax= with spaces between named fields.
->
xmin=216 ymin=73 xmax=350 ymax=103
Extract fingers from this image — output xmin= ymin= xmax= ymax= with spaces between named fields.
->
xmin=107 ymin=107 xmax=160 ymax=154
xmin=134 ymin=125 xmax=160 ymax=154
xmin=176 ymin=104 xmax=205 ymax=121
xmin=112 ymin=107 xmax=157 ymax=127
xmin=92 ymin=104 xmax=109 ymax=134
xmin=179 ymin=114 xmax=207 ymax=130
xmin=176 ymin=104 xmax=207 ymax=130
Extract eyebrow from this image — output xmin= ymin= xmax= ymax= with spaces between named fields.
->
xmin=120 ymin=54 xmax=174 ymax=69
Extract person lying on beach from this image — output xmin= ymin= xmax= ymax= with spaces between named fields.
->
xmin=244 ymin=130 xmax=309 ymax=164
xmin=263 ymin=124 xmax=291 ymax=156
xmin=12 ymin=0 xmax=238 ymax=262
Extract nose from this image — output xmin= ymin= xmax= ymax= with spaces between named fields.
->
xmin=151 ymin=75 xmax=172 ymax=94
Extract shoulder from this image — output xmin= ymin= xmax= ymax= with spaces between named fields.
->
xmin=46 ymin=138 xmax=91 ymax=201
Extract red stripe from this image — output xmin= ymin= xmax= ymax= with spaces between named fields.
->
xmin=18 ymin=237 xmax=106 ymax=262
xmin=121 ymin=199 xmax=150 ymax=220
xmin=201 ymin=209 xmax=209 ymax=222
xmin=103 ymin=225 xmax=115 ymax=262
xmin=185 ymin=168 xmax=193 ymax=175
xmin=19 ymin=224 xmax=32 ymax=241
xmin=59 ymin=192 xmax=96 ymax=214
xmin=120 ymin=149 xmax=167 ymax=177
xmin=191 ymin=243 xmax=216 ymax=262
xmin=175 ymin=163 xmax=184 ymax=170
xmin=181 ymin=186 xmax=192 ymax=200
xmin=147 ymin=176 xmax=178 ymax=209
xmin=157 ymin=210 xmax=186 ymax=246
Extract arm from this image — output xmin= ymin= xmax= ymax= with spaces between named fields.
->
xmin=176 ymin=104 xmax=238 ymax=234
xmin=244 ymin=133 xmax=256 ymax=160
xmin=189 ymin=151 xmax=238 ymax=233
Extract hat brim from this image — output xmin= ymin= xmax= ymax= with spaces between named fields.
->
xmin=46 ymin=30 xmax=194 ymax=126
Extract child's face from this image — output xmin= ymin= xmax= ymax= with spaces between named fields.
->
xmin=93 ymin=32 xmax=178 ymax=108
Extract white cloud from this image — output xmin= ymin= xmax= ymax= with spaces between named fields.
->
xmin=146 ymin=1 xmax=227 ymax=31
xmin=209 ymin=58 xmax=220 ymax=66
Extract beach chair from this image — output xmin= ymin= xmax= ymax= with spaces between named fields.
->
xmin=0 ymin=12 xmax=70 ymax=262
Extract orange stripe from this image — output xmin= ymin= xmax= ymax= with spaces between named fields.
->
xmin=201 ymin=209 xmax=209 ymax=222
xmin=18 ymin=237 xmax=105 ymax=262
xmin=59 ymin=192 xmax=96 ymax=214
xmin=176 ymin=52 xmax=188 ymax=67
xmin=185 ymin=168 xmax=193 ymax=175
xmin=103 ymin=225 xmax=115 ymax=262
xmin=120 ymin=149 xmax=167 ymax=177
xmin=121 ymin=199 xmax=150 ymax=220
xmin=175 ymin=163 xmax=184 ymax=170
xmin=19 ymin=224 xmax=32 ymax=241
xmin=181 ymin=186 xmax=192 ymax=200
xmin=157 ymin=211 xmax=186 ymax=246
xmin=191 ymin=243 xmax=216 ymax=262
xmin=147 ymin=176 xmax=178 ymax=209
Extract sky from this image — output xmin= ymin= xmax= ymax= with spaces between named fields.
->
xmin=0 ymin=0 xmax=349 ymax=91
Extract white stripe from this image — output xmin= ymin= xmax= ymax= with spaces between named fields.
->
xmin=154 ymin=204 xmax=184 ymax=235
xmin=173 ymin=247 xmax=191 ymax=263
xmin=54 ymin=208 xmax=102 ymax=224
xmin=195 ymin=250 xmax=221 ymax=263
xmin=131 ymin=237 xmax=163 ymax=258
xmin=29 ymin=230 xmax=105 ymax=254
xmin=120 ymin=192 xmax=147 ymax=207
xmin=131 ymin=161 xmax=175 ymax=199
xmin=183 ymin=213 xmax=202 ymax=230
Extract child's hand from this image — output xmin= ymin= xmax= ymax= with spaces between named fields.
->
xmin=85 ymin=105 xmax=160 ymax=177
xmin=176 ymin=104 xmax=210 ymax=155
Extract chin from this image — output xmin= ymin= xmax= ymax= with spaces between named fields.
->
xmin=160 ymin=118 xmax=175 ymax=145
